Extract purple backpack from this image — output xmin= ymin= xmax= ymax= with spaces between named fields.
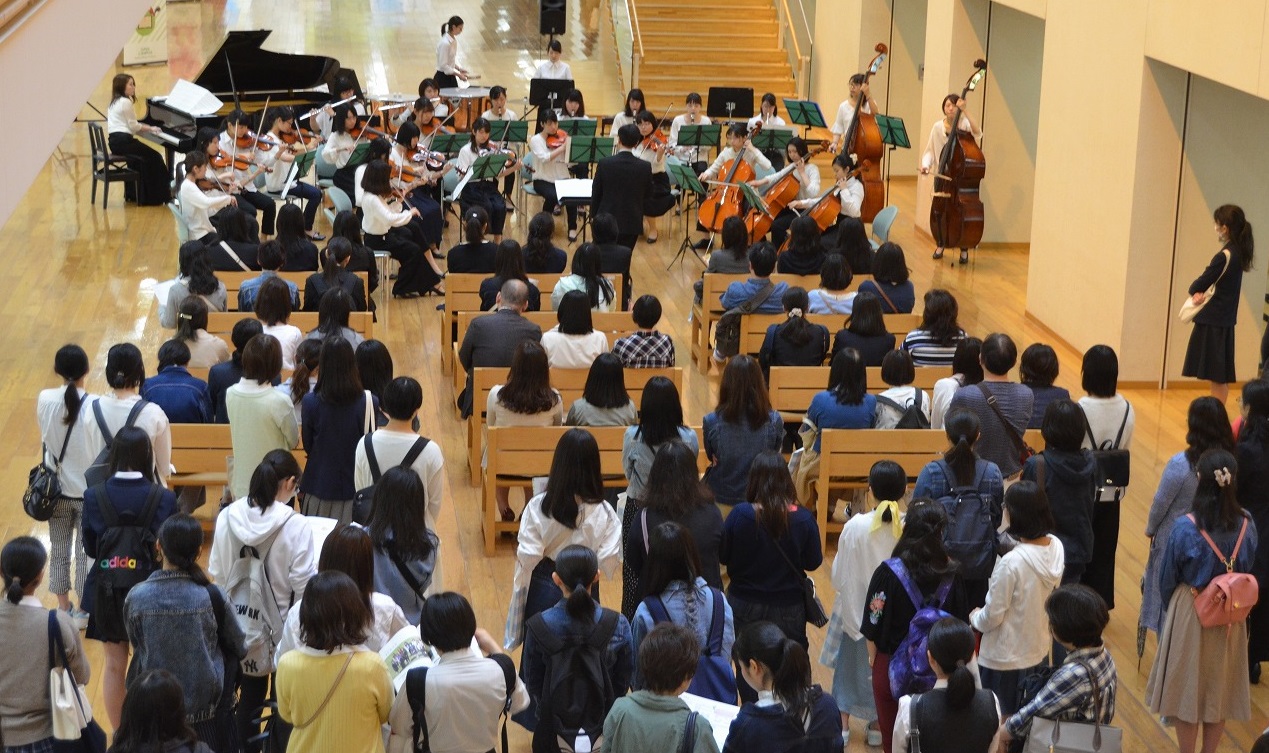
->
xmin=885 ymin=558 xmax=953 ymax=700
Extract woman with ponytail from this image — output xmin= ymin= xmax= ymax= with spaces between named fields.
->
xmin=1147 ymin=448 xmax=1257 ymax=753
xmin=447 ymin=206 xmax=498 ymax=273
xmin=860 ymin=499 xmax=968 ymax=753
xmin=125 ymin=515 xmax=245 ymax=753
xmin=304 ymin=238 xmax=368 ymax=312
xmin=209 ymin=449 xmax=317 ymax=750
xmin=1182 ymin=204 xmax=1255 ymax=403
xmin=911 ymin=407 xmax=1004 ymax=606
xmin=1236 ymin=380 xmax=1269 ymax=679
xmin=822 ymin=461 xmax=907 ymax=749
xmin=434 ymin=15 xmax=468 ymax=88
xmin=0 ymin=537 xmax=91 ymax=751
xmin=521 ymin=545 xmax=633 ymax=751
xmin=758 ymin=287 xmax=830 ymax=382
xmin=36 ymin=344 xmax=97 ymax=624
xmin=892 ymin=618 xmax=1000 ymax=753
xmin=723 ymin=621 xmax=842 ymax=753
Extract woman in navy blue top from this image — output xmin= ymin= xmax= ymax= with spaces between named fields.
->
xmin=1146 ymin=448 xmax=1258 ymax=749
xmin=723 ymin=621 xmax=842 ymax=753
xmin=759 ymin=287 xmax=830 ymax=382
xmin=300 ymin=336 xmax=378 ymax=524
xmin=704 ymin=356 xmax=784 ymax=506
xmin=720 ymin=452 xmax=822 ymax=702
xmin=856 ymin=242 xmax=915 ymax=314
xmin=82 ymin=426 xmax=177 ymax=729
xmin=830 ymin=293 xmax=895 ymax=366
xmin=1181 ymin=204 xmax=1253 ymax=404
xmin=795 ymin=348 xmax=875 ymax=510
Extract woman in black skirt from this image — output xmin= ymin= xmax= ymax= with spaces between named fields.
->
xmin=1183 ymin=204 xmax=1254 ymax=404
xmin=433 ymin=15 xmax=468 ymax=89
xmin=107 ymin=74 xmax=171 ymax=205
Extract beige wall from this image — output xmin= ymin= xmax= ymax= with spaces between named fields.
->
xmin=885 ymin=0 xmax=929 ymax=178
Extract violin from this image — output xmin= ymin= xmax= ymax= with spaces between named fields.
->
xmin=842 ymin=43 xmax=888 ymax=222
xmin=640 ymin=131 xmax=667 ymax=153
xmin=930 ymin=60 xmax=988 ymax=254
xmin=235 ymin=130 xmax=280 ymax=150
xmin=419 ymin=118 xmax=451 ymax=137
xmin=349 ymin=122 xmax=389 ymax=141
xmin=209 ymin=151 xmax=268 ymax=174
xmin=697 ymin=123 xmax=763 ymax=232
xmin=479 ymin=144 xmax=518 ymax=170
xmin=279 ymin=127 xmax=322 ymax=148
xmin=744 ymin=140 xmax=831 ymax=243
xmin=411 ymin=147 xmax=448 ymax=171
xmin=777 ymin=161 xmax=867 ymax=253
xmin=544 ymin=131 xmax=568 ymax=151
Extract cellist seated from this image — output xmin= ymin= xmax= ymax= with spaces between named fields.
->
xmin=701 ymin=123 xmax=772 ymax=183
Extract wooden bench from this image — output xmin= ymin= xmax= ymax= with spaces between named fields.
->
xmin=810 ymin=428 xmax=1045 ymax=547
xmin=482 ymin=425 xmax=705 ymax=553
xmin=689 ymin=273 xmax=873 ymax=373
xmin=218 ymin=271 xmax=369 ymax=311
xmin=168 ymin=424 xmax=306 ymax=522
xmin=205 ymin=311 xmax=375 ymax=350
xmin=739 ymin=312 xmax=922 ymax=357
xmin=767 ymin=365 xmax=952 ymax=422
xmin=439 ymin=273 xmax=624 ymax=373
xmin=464 ymin=366 xmax=685 ymax=483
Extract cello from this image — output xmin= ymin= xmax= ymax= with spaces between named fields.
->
xmin=744 ymin=140 xmax=830 ymax=243
xmin=777 ymin=159 xmax=866 ymax=253
xmin=697 ymin=123 xmax=763 ymax=233
xmin=929 ymin=59 xmax=988 ymax=262
xmin=841 ymin=43 xmax=888 ymax=222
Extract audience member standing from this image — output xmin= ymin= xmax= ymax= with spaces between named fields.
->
xmin=1181 ymin=204 xmax=1253 ymax=404
xmin=948 ymin=333 xmax=1033 ymax=478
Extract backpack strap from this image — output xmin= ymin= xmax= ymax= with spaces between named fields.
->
xmin=124 ymin=399 xmax=149 ymax=429
xmin=643 ymin=594 xmax=672 ymax=625
xmin=364 ymin=434 xmax=383 ymax=483
xmin=386 ymin=545 xmax=428 ymax=598
xmin=589 ymin=609 xmax=621 ymax=651
xmin=885 ymin=558 xmax=925 ymax=611
xmin=489 ymin=653 xmax=517 ymax=753
xmin=136 ymin=484 xmax=164 ymax=531
xmin=97 ymin=483 xmax=120 ymax=528
xmin=875 ymin=394 xmax=905 ymax=413
xmin=679 ymin=711 xmax=699 ymax=753
xmin=735 ymin=281 xmax=776 ymax=314
xmin=92 ymin=399 xmax=112 ymax=448
xmin=1187 ymin=513 xmax=1249 ymax=573
xmin=1112 ymin=404 xmax=1131 ymax=449
xmin=406 ymin=666 xmax=431 ymax=753
xmin=399 ymin=437 xmax=431 ymax=469
xmin=641 ymin=508 xmax=651 ymax=555
xmin=705 ymin=587 xmax=726 ymax=655
xmin=525 ymin=612 xmax=564 ymax=655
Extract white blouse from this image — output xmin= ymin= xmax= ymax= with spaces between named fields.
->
xmin=668 ymin=113 xmax=713 ymax=163
xmin=921 ymin=117 xmax=982 ymax=173
xmin=107 ymin=97 xmax=142 ymax=136
xmin=836 ymin=176 xmax=865 ymax=219
xmin=323 ymin=131 xmax=357 ymax=169
xmin=762 ymin=161 xmax=822 ymax=207
xmin=528 ymin=133 xmax=570 ymax=183
xmin=534 ymin=60 xmax=574 ymax=80
xmin=217 ymin=132 xmax=261 ymax=193
xmin=436 ymin=33 xmax=460 ymax=75
xmin=541 ymin=327 xmax=610 ymax=369
xmin=632 ymin=140 xmax=667 ymax=174
xmin=178 ymin=180 xmax=233 ymax=240
xmin=361 ymin=193 xmax=413 ymax=236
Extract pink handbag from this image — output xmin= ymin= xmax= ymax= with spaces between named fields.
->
xmin=1189 ymin=514 xmax=1259 ymax=628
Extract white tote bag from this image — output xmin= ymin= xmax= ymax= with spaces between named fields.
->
xmin=48 ymin=613 xmax=95 ymax=740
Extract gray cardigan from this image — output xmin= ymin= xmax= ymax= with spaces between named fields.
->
xmin=0 ymin=600 xmax=91 ymax=745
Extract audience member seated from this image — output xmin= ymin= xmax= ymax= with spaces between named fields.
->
xmin=1021 ymin=343 xmax=1070 ymax=429
xmin=832 ymin=216 xmax=873 ymax=275
xmin=163 ymin=242 xmax=227 ymax=329
xmin=276 ymin=204 xmax=320 ymax=272
xmin=331 ymin=210 xmax=380 ymax=297
xmin=830 ymin=291 xmax=894 ymax=366
xmin=807 ymin=253 xmax=856 ymax=315
xmin=719 ymin=242 xmax=788 ymax=316
xmin=930 ymin=337 xmax=983 ymax=430
xmin=304 ymin=238 xmax=368 ymax=312
xmin=612 ymin=295 xmax=675 ymax=368
xmin=174 ymin=296 xmax=230 ymax=368
xmin=456 ymin=280 xmax=542 ymax=418
xmin=304 ymin=288 xmax=366 ymax=349
xmin=793 ymin=348 xmax=876 ymax=510
xmin=255 ymin=276 xmax=305 ymax=370
xmin=207 ymin=209 xmax=261 ymax=271
xmin=141 ymin=339 xmax=212 ymax=423
xmin=238 ymin=240 xmax=301 ymax=312
xmin=693 ymin=216 xmax=752 ymax=304
xmin=480 ymin=240 xmax=542 ymax=312
xmin=209 ymin=318 xmax=263 ymax=423
xmin=542 ymin=290 xmax=610 ymax=369
xmin=566 ymin=353 xmax=639 ymax=426
xmin=447 ymin=207 xmax=499 ymax=274
xmin=902 ymin=289 xmax=966 ymax=367
xmin=776 ymin=216 xmax=828 ymax=276
xmin=858 ymin=242 xmax=914 ymax=313
xmin=487 ymin=341 xmax=565 ymax=519
xmin=522 ymin=211 xmax=567 ymax=274
xmin=759 ymin=287 xmax=830 ymax=381
xmin=593 ymin=213 xmax=634 ymax=310
xmin=874 ymin=349 xmax=931 ymax=429
xmin=552 ymin=243 xmax=617 ymax=312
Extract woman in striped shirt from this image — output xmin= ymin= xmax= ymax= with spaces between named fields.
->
xmin=901 ymin=288 xmax=966 ymax=367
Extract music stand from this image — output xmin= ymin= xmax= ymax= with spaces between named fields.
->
xmin=666 ymin=162 xmax=708 ymax=268
xmin=429 ymin=132 xmax=466 ymax=156
xmin=782 ymin=98 xmax=828 ymax=138
xmin=707 ymin=87 xmax=754 ymax=120
xmin=750 ymin=127 xmax=795 ymax=153
xmin=564 ymin=138 xmax=615 ymax=243
xmin=346 ymin=142 xmax=373 ymax=168
xmin=558 ymin=118 xmax=598 ymax=137
xmin=491 ymin=120 xmax=530 ymax=146
xmin=469 ymin=152 xmax=510 ymax=181
xmin=875 ymin=115 xmax=911 ymax=149
xmin=529 ymin=78 xmax=574 ymax=113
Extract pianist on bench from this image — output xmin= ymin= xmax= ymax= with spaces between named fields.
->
xmin=108 ymin=74 xmax=171 ymax=206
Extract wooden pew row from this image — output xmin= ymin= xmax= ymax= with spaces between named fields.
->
xmin=439 ymin=273 xmax=624 ymax=373
xmin=449 ymin=310 xmax=648 ymax=403
xmin=464 ymin=366 xmax=685 ymax=484
xmin=810 ymin=428 xmax=1045 ymax=548
xmin=767 ymin=365 xmax=952 ymax=422
xmin=205 ymin=311 xmax=375 ymax=350
xmin=482 ymin=425 xmax=706 ymax=553
xmin=689 ymin=273 xmax=876 ymax=373
xmin=168 ymin=424 xmax=307 ymax=521
xmin=739 ymin=312 xmax=922 ymax=358
xmin=217 ymin=271 xmax=369 ymax=312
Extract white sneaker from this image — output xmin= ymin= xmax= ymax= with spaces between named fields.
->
xmin=841 ymin=729 xmax=850 ymax=750
xmin=67 ymin=608 xmax=89 ymax=631
xmin=865 ymin=726 xmax=883 ymax=747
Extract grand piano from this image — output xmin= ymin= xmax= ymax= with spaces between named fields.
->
xmin=142 ymin=30 xmax=354 ymax=166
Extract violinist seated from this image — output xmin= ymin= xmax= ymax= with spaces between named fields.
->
xmin=218 ymin=109 xmax=279 ymax=238
xmin=527 ymin=110 xmax=578 ymax=238
xmin=480 ymin=86 xmax=520 ymax=202
xmin=747 ymin=136 xmax=821 ymax=249
xmin=455 ymin=118 xmax=518 ymax=243
xmin=701 ymin=123 xmax=773 ymax=184
xmin=189 ymin=127 xmax=261 ymax=242
xmin=632 ymin=111 xmax=676 ymax=244
xmin=829 ymin=73 xmax=879 ymax=154
xmin=668 ymin=92 xmax=713 ymax=175
xmin=178 ymin=151 xmax=239 ymax=246
xmin=258 ymin=106 xmax=327 ymax=241
xmin=406 ymin=98 xmax=454 ymax=204
xmin=324 ymin=105 xmax=365 ymax=202
xmin=389 ymin=122 xmax=445 ymax=254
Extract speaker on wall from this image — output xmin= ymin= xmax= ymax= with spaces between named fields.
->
xmin=540 ymin=0 xmax=566 ymax=35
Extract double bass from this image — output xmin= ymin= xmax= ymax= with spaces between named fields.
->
xmin=697 ymin=123 xmax=763 ymax=233
xmin=930 ymin=60 xmax=988 ymax=258
xmin=841 ymin=43 xmax=888 ymax=222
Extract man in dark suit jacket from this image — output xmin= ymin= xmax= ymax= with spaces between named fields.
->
xmin=592 ymin=212 xmax=634 ymax=310
xmin=591 ymin=124 xmax=651 ymax=250
xmin=456 ymin=279 xmax=542 ymax=418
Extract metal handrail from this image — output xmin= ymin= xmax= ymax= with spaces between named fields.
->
xmin=776 ymin=0 xmax=813 ymax=99
xmin=625 ymin=0 xmax=643 ymax=88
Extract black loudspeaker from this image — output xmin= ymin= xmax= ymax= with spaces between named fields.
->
xmin=540 ymin=0 xmax=566 ymax=35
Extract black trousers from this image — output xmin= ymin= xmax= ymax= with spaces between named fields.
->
xmin=533 ymin=179 xmax=578 ymax=230
xmin=365 ymin=228 xmax=440 ymax=295
xmin=237 ymin=191 xmax=277 ymax=236
xmin=109 ymin=133 xmax=170 ymax=205
xmin=461 ymin=180 xmax=508 ymax=234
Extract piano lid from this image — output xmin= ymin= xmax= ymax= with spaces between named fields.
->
xmin=193 ymin=30 xmax=342 ymax=96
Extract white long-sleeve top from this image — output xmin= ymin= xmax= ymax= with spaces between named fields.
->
xmin=217 ymin=131 xmax=262 ymax=193
xmin=528 ymin=133 xmax=570 ymax=182
xmin=920 ymin=117 xmax=982 ymax=173
xmin=668 ymin=113 xmax=713 ymax=163
xmin=969 ymin=537 xmax=1065 ymax=670
xmin=631 ymin=140 xmax=667 ymax=174
xmin=836 ymin=176 xmax=865 ymax=219
xmin=701 ymin=143 xmax=772 ymax=182
xmin=611 ymin=112 xmax=638 ymax=132
xmin=830 ymin=509 xmax=901 ymax=642
xmin=760 ymin=161 xmax=821 ymax=208
xmin=179 ymin=179 xmax=233 ymax=240
xmin=534 ymin=60 xmax=573 ymax=80
xmin=436 ymin=33 xmax=460 ymax=75
xmin=747 ymin=113 xmax=787 ymax=131
xmin=361 ymin=193 xmax=414 ymax=236
xmin=107 ymin=96 xmax=143 ymax=136
xmin=830 ymin=99 xmax=872 ymax=136
xmin=323 ymin=131 xmax=357 ymax=169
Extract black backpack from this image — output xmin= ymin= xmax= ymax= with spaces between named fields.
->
xmin=405 ymin=653 xmax=516 ymax=753
xmin=351 ymin=433 xmax=430 ymax=525
xmin=714 ymin=282 xmax=777 ymax=358
xmin=526 ymin=609 xmax=621 ymax=753
xmin=933 ymin=459 xmax=996 ymax=580
xmin=83 ymin=400 xmax=150 ymax=489
xmin=876 ymin=390 xmax=930 ymax=429
xmin=92 ymin=483 xmax=163 ymax=641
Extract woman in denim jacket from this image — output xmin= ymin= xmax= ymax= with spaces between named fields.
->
xmin=125 ymin=515 xmax=245 ymax=753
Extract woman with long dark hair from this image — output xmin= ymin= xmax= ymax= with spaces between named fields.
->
xmin=758 ymin=287 xmax=830 ymax=381
xmin=304 ymin=288 xmax=366 ymax=348
xmin=360 ymin=161 xmax=442 ymax=298
xmin=300 ymin=337 xmax=376 ymax=524
xmin=447 ymin=206 xmax=499 ymax=273
xmin=1182 ymin=204 xmax=1255 ymax=403
xmin=551 ymin=243 xmax=616 ymax=311
xmin=830 ymin=291 xmax=894 ymax=366
xmin=488 ymin=341 xmax=564 ymax=520
xmin=831 ymin=217 xmax=873 ymax=275
xmin=331 ymin=210 xmax=380 ymax=295
xmin=1140 ymin=396 xmax=1235 ymax=636
xmin=776 ymin=217 xmax=829 ymax=276
xmin=433 ymin=15 xmax=469 ymax=88
xmin=704 ymin=356 xmax=784 ymax=506
xmin=611 ymin=88 xmax=646 ymax=131
xmin=522 ymin=212 xmax=567 ymax=273
xmin=276 ymin=204 xmax=320 ymax=271
xmin=164 ymin=243 xmax=228 ymax=328
xmin=930 ymin=337 xmax=983 ymax=429
xmin=794 ymin=348 xmax=875 ymax=511
xmin=366 ymin=467 xmax=441 ymax=623
xmin=1237 ymin=380 xmax=1269 ymax=680
xmin=174 ymin=296 xmax=231 ymax=367
xmin=566 ymin=352 xmax=638 ymax=426
xmin=107 ymin=73 xmax=170 ymax=205
xmin=108 ymin=669 xmax=211 ymax=753
xmin=721 ymin=451 xmax=822 ymax=700
xmin=901 ymin=289 xmax=965 ymax=367
xmin=1147 ymin=449 xmax=1257 ymax=753
xmin=481 ymin=240 xmax=542 ymax=310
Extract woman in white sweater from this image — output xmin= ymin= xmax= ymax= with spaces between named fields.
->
xmin=179 ymin=151 xmax=236 ymax=244
xmin=969 ymin=481 xmax=1064 ymax=715
xmin=541 ymin=290 xmax=609 ymax=369
xmin=359 ymin=160 xmax=444 ymax=298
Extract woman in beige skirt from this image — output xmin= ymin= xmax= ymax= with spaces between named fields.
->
xmin=1146 ymin=448 xmax=1258 ymax=753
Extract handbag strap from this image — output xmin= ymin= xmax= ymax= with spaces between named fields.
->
xmin=291 ymin=652 xmax=355 ymax=729
xmin=758 ymin=510 xmax=804 ymax=580
xmin=387 ymin=544 xmax=428 ymax=598
xmin=220 ymin=241 xmax=253 ymax=272
xmin=364 ymin=433 xmax=382 ymax=483
xmin=363 ymin=391 xmax=374 ymax=435
xmin=871 ymin=281 xmax=899 ymax=313
xmin=47 ymin=610 xmax=91 ymax=723
xmin=1187 ymin=513 xmax=1249 ymax=573
xmin=1051 ymin=657 xmax=1104 ymax=748
xmin=679 ymin=711 xmax=698 ymax=753
xmin=975 ymin=384 xmax=1027 ymax=453
xmin=734 ymin=281 xmax=776 ymax=315
xmin=48 ymin=400 xmax=77 ymax=467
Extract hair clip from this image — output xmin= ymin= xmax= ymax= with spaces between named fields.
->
xmin=1215 ymin=467 xmax=1233 ymax=488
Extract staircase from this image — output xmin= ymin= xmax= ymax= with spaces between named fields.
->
xmin=634 ymin=0 xmax=798 ymax=115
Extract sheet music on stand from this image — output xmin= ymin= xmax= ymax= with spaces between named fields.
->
xmin=555 ymin=179 xmax=593 ymax=202
xmin=161 ymin=79 xmax=223 ymax=116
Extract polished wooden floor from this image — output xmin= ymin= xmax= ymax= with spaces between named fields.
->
xmin=0 ymin=1 xmax=1263 ymax=750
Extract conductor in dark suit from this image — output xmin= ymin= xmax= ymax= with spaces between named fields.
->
xmin=456 ymin=279 xmax=542 ymax=418
xmin=591 ymin=124 xmax=651 ymax=249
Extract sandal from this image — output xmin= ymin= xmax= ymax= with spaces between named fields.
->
xmin=959 ymin=250 xmax=970 ymax=265
xmin=932 ymin=249 xmax=944 ymax=260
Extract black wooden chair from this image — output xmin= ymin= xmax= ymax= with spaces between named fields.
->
xmin=87 ymin=122 xmax=140 ymax=208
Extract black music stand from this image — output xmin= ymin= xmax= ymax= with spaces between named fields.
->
xmin=672 ymin=123 xmax=722 ymax=225
xmin=707 ymin=87 xmax=754 ymax=121
xmin=564 ymin=138 xmax=615 ymax=243
xmin=558 ymin=118 xmax=598 ymax=137
xmin=666 ymin=162 xmax=708 ymax=268
xmin=529 ymin=78 xmax=574 ymax=114
xmin=782 ymin=98 xmax=827 ymax=138
xmin=875 ymin=115 xmax=911 ymax=149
